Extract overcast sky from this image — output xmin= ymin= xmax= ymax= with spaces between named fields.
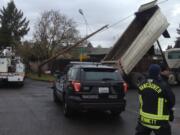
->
xmin=0 ymin=0 xmax=180 ymax=50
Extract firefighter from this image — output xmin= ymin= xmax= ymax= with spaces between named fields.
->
xmin=135 ymin=64 xmax=175 ymax=135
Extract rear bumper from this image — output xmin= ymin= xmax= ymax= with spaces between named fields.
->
xmin=0 ymin=75 xmax=24 ymax=82
xmin=67 ymin=96 xmax=126 ymax=111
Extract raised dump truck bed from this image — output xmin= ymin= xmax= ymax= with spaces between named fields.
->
xmin=103 ymin=0 xmax=169 ymax=75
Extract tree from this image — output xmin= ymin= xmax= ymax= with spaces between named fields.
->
xmin=16 ymin=41 xmax=34 ymax=71
xmin=175 ymin=25 xmax=180 ymax=48
xmin=0 ymin=1 xmax=30 ymax=48
xmin=33 ymin=10 xmax=80 ymax=60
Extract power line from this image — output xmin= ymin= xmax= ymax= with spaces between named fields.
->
xmin=97 ymin=14 xmax=133 ymax=34
xmin=107 ymin=0 xmax=169 ymax=29
xmin=108 ymin=14 xmax=134 ymax=29
xmin=157 ymin=0 xmax=168 ymax=5
xmin=79 ymin=0 xmax=170 ymax=38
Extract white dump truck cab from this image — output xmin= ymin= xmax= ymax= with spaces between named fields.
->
xmin=165 ymin=48 xmax=180 ymax=69
xmin=165 ymin=48 xmax=180 ymax=83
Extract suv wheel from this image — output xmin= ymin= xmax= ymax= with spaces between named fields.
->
xmin=53 ymin=89 xmax=59 ymax=103
xmin=63 ymin=100 xmax=73 ymax=117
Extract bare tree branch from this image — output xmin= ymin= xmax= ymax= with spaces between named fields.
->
xmin=33 ymin=10 xmax=80 ymax=59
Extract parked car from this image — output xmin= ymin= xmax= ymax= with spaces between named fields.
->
xmin=53 ymin=63 xmax=127 ymax=117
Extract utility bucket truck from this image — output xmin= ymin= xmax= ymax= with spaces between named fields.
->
xmin=102 ymin=0 xmax=172 ymax=87
xmin=0 ymin=47 xmax=25 ymax=87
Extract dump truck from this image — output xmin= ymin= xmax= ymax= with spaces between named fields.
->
xmin=0 ymin=47 xmax=25 ymax=86
xmin=102 ymin=0 xmax=176 ymax=87
xmin=164 ymin=48 xmax=180 ymax=84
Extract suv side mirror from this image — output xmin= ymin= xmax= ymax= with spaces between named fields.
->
xmin=54 ymin=71 xmax=63 ymax=79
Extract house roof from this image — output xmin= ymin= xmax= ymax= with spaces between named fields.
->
xmin=88 ymin=48 xmax=110 ymax=55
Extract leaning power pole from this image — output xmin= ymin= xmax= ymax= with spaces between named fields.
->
xmin=38 ymin=25 xmax=108 ymax=76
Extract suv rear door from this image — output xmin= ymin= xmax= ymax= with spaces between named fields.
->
xmin=80 ymin=67 xmax=125 ymax=100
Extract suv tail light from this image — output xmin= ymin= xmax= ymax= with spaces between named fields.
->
xmin=72 ymin=81 xmax=81 ymax=92
xmin=123 ymin=82 xmax=128 ymax=93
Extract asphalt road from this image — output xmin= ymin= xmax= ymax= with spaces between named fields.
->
xmin=0 ymin=79 xmax=179 ymax=135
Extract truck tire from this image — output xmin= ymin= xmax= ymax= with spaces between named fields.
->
xmin=168 ymin=73 xmax=178 ymax=85
xmin=110 ymin=110 xmax=121 ymax=117
xmin=16 ymin=82 xmax=24 ymax=87
xmin=130 ymin=72 xmax=145 ymax=88
xmin=19 ymin=83 xmax=24 ymax=87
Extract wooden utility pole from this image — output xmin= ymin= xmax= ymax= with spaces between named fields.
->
xmin=38 ymin=25 xmax=108 ymax=76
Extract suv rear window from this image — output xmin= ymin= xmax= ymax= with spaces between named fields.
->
xmin=82 ymin=68 xmax=122 ymax=81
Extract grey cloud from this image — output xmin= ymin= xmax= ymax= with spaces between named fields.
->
xmin=1 ymin=0 xmax=180 ymax=49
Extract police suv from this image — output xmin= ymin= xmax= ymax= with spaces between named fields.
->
xmin=53 ymin=62 xmax=127 ymax=117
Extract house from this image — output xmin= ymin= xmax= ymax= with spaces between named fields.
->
xmin=51 ymin=46 xmax=111 ymax=73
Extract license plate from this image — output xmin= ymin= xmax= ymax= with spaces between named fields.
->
xmin=99 ymin=87 xmax=109 ymax=94
xmin=108 ymin=95 xmax=118 ymax=99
